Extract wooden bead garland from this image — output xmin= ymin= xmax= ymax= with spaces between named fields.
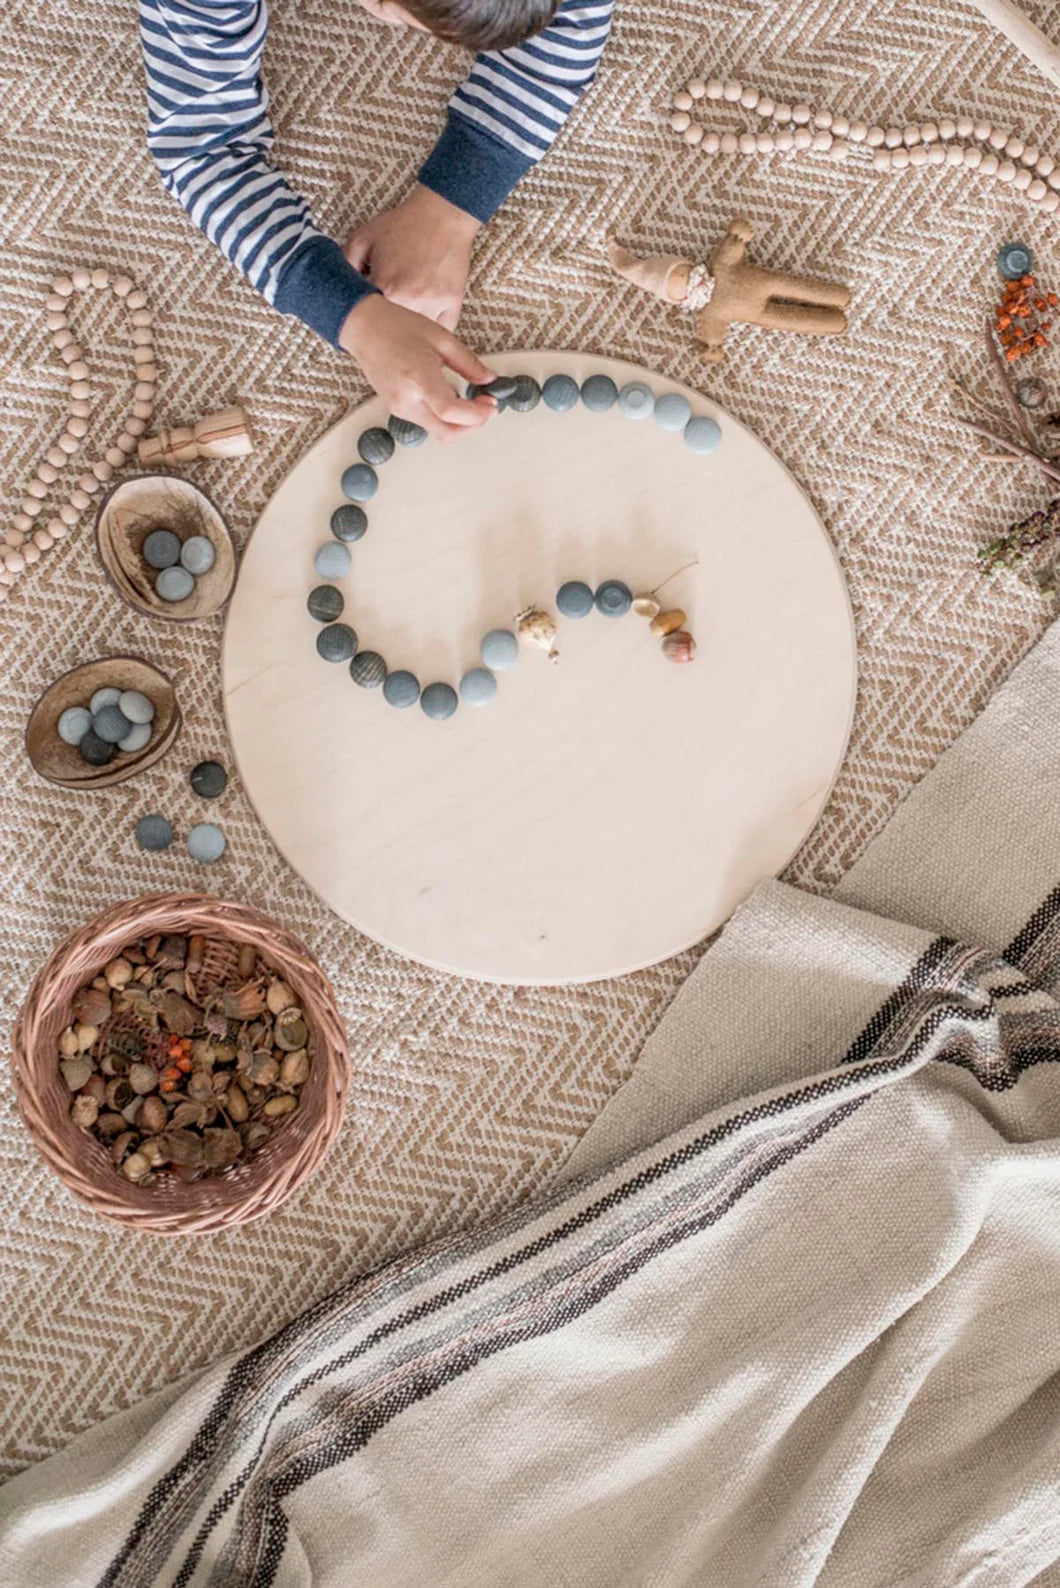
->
xmin=668 ymin=75 xmax=1060 ymax=213
xmin=2 ymin=272 xmax=155 ymax=602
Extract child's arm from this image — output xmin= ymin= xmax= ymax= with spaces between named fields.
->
xmin=346 ymin=0 xmax=614 ymax=325
xmin=139 ymin=0 xmax=496 ymax=436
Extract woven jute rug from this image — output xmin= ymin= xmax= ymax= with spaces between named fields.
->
xmin=0 ymin=0 xmax=1054 ymax=1476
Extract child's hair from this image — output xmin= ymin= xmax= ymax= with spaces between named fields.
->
xmin=404 ymin=0 xmax=560 ymax=51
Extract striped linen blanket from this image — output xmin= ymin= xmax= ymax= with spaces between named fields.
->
xmin=3 ymin=624 xmax=1060 ymax=1586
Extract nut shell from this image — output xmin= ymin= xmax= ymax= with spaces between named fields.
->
xmin=661 ymin=629 xmax=696 ymax=664
xmin=650 ymin=608 xmax=687 ymax=637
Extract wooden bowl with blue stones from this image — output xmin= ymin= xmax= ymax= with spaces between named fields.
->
xmin=95 ymin=474 xmax=237 ymax=623
xmin=25 ymin=655 xmax=181 ymax=790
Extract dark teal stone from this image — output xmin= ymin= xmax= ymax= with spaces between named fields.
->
xmin=358 ymin=427 xmax=395 ymax=465
xmin=316 ymin=623 xmax=357 ymax=662
xmin=485 ymin=376 xmax=517 ymax=401
xmin=190 ymin=760 xmax=227 ymax=798
xmin=507 ymin=376 xmax=541 ymax=412
xmin=142 ymin=529 xmax=181 ymax=570
xmin=92 ymin=704 xmax=133 ymax=744
xmin=307 ymin=585 xmax=344 ymax=622
xmin=331 ymin=504 xmax=367 ymax=543
xmin=581 ymin=375 xmax=618 ymax=412
xmin=542 ymin=374 xmax=579 ymax=412
xmin=79 ymin=729 xmax=117 ymax=766
xmin=421 ymin=682 xmax=458 ymax=720
xmin=594 ymin=579 xmax=632 ymax=617
xmin=383 ymin=670 xmax=420 ymax=708
xmin=135 ymin=814 xmax=173 ymax=852
xmin=557 ymin=580 xmax=594 ymax=618
xmin=388 ymin=415 xmax=427 ymax=447
xmin=350 ymin=650 xmax=386 ymax=688
xmin=998 ymin=242 xmax=1033 ymax=281
xmin=341 ymin=463 xmax=378 ymax=502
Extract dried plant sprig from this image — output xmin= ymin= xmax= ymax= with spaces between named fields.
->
xmin=977 ymin=498 xmax=1060 ymax=572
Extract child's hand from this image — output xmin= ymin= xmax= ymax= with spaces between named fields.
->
xmin=339 ymin=294 xmax=497 ymax=441
xmin=344 ymin=185 xmax=480 ymax=331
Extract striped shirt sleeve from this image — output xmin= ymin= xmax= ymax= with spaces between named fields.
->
xmin=419 ymin=0 xmax=614 ymax=221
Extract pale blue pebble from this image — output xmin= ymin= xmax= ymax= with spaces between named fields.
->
xmin=684 ymin=415 xmax=722 ymax=455
xmin=654 ymin=393 xmax=692 ymax=432
xmin=57 ymin=706 xmax=91 ymax=746
xmin=421 ymin=683 xmax=459 ymax=720
xmin=118 ymin=721 xmax=152 ymax=753
xmin=89 ymin=686 xmax=121 ymax=713
xmin=341 ymin=463 xmax=378 ymax=502
xmin=541 ymin=374 xmax=579 ymax=412
xmin=556 ymin=580 xmax=594 ymax=618
xmin=459 ymin=667 xmax=497 ymax=706
xmin=156 ymin=566 xmax=195 ymax=603
xmin=314 ymin=541 xmax=351 ymax=580
xmin=187 ymin=822 xmax=226 ymax=863
xmin=118 ymin=690 xmax=155 ymax=725
xmin=581 ymin=374 xmax=618 ymax=412
xmin=617 ymin=382 xmax=655 ymax=420
xmin=383 ymin=670 xmax=420 ymax=708
xmin=179 ymin=535 xmax=215 ymax=575
xmin=480 ymin=628 xmax=519 ymax=669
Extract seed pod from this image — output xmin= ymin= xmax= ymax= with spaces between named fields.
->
xmin=650 ymin=608 xmax=687 ymax=637
xmin=139 ymin=1095 xmax=168 ymax=1133
xmin=203 ymin=1127 xmax=241 ymax=1169
xmin=264 ymin=1093 xmax=297 ymax=1117
xmin=160 ymin=991 xmax=198 ymax=1036
xmin=224 ymin=1083 xmax=249 ymax=1123
xmin=661 ymin=629 xmax=696 ymax=664
xmin=243 ymin=1084 xmax=266 ymax=1108
xmin=91 ymin=976 xmax=109 ymax=993
xmin=156 ymin=1128 xmax=205 ymax=1167
xmin=95 ymin=1111 xmax=126 ymax=1138
xmin=248 ymin=1053 xmax=279 ymax=1087
xmin=145 ymin=934 xmax=162 ymax=961
xmin=80 ymin=1073 xmax=106 ymax=1105
xmin=156 ymin=934 xmax=187 ymax=969
xmin=223 ymin=982 xmax=266 ymax=1021
xmin=121 ymin=1096 xmax=144 ymax=1125
xmin=128 ymin=1062 xmax=159 ymax=1095
xmin=111 ymin=1129 xmax=140 ymax=1165
xmin=60 ymin=1056 xmax=93 ymax=1092
xmin=266 ymin=979 xmax=297 ymax=1016
xmin=58 ymin=1026 xmax=80 ymax=1057
xmin=187 ymin=1071 xmax=216 ymax=1102
xmin=516 ymin=605 xmax=559 ymax=661
xmin=160 ymin=969 xmax=187 ymax=993
xmin=279 ymin=1049 xmax=310 ymax=1088
xmin=186 ymin=934 xmax=206 ymax=976
xmin=241 ymin=1122 xmax=271 ymax=1152
xmin=274 ymin=1010 xmax=308 ymax=1052
xmin=105 ymin=1076 xmax=134 ymax=1110
xmin=139 ymin=1137 xmax=168 ymax=1167
xmin=71 ymin=1094 xmax=99 ymax=1130
xmin=174 ymin=1163 xmax=204 ymax=1184
xmin=104 ymin=958 xmax=133 ymax=989
xmin=237 ymin=943 xmax=257 ymax=980
xmin=72 ymin=986 xmax=112 ymax=1026
xmin=122 ymin=1151 xmax=152 ymax=1183
xmin=75 ymin=1022 xmax=100 ymax=1053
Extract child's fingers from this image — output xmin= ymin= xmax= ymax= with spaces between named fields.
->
xmin=437 ymin=332 xmax=496 ymax=388
xmin=344 ymin=232 xmax=371 ymax=273
xmin=418 ymin=368 xmax=494 ymax=430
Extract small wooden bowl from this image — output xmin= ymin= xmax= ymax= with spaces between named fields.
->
xmin=25 ymin=655 xmax=181 ymax=790
xmin=96 ymin=474 xmax=237 ymax=622
xmin=11 ymin=893 xmax=350 ymax=1234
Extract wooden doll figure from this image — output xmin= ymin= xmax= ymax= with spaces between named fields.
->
xmin=608 ymin=218 xmax=851 ymax=363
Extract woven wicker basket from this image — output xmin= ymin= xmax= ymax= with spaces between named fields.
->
xmin=11 ymin=893 xmax=349 ymax=1234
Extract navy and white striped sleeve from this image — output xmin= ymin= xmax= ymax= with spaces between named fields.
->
xmin=419 ymin=0 xmax=614 ymax=222
xmin=139 ymin=0 xmax=375 ymax=348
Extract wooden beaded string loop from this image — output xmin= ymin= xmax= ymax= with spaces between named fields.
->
xmin=2 ymin=269 xmax=155 ymax=604
xmin=669 ymin=75 xmax=1060 ymax=210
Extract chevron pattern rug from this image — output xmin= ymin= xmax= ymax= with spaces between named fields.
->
xmin=0 ymin=0 xmax=1056 ymax=1476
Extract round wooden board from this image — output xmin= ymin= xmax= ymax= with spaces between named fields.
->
xmin=223 ymin=351 xmax=856 ymax=985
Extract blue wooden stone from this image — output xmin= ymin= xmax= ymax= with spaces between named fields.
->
xmin=541 ymin=374 xmax=580 ymax=412
xmin=316 ymin=623 xmax=357 ymax=662
xmin=581 ymin=374 xmax=618 ymax=412
xmin=388 ymin=415 xmax=427 ymax=447
xmin=307 ymin=585 xmax=344 ymax=622
xmin=383 ymin=670 xmax=421 ymax=708
xmin=594 ymin=579 xmax=632 ymax=617
xmin=314 ymin=541 xmax=351 ymax=580
xmin=57 ymin=706 xmax=91 ymax=746
xmin=187 ymin=822 xmax=226 ymax=863
xmin=507 ymin=376 xmax=541 ymax=412
xmin=156 ymin=566 xmax=195 ymax=603
xmin=459 ymin=667 xmax=497 ymax=706
xmin=421 ymin=682 xmax=458 ymax=720
xmin=90 ymin=687 xmax=121 ymax=713
xmin=480 ymin=628 xmax=519 ymax=669
xmin=79 ymin=729 xmax=117 ymax=766
xmin=556 ymin=580 xmax=594 ymax=618
xmin=135 ymin=814 xmax=173 ymax=852
xmin=998 ymin=242 xmax=1033 ymax=281
xmin=142 ymin=529 xmax=181 ymax=569
xmin=350 ymin=650 xmax=386 ymax=688
xmin=179 ymin=535 xmax=215 ymax=575
xmin=341 ymin=463 xmax=378 ymax=501
xmin=330 ymin=504 xmax=367 ymax=543
xmin=118 ymin=721 xmax=152 ymax=753
xmin=485 ymin=376 xmax=517 ymax=401
xmin=93 ymin=704 xmax=133 ymax=743
xmin=618 ymin=381 xmax=655 ymax=420
xmin=684 ymin=415 xmax=722 ymax=454
xmin=654 ymin=393 xmax=692 ymax=432
xmin=358 ymin=427 xmax=395 ymax=465
xmin=118 ymin=690 xmax=155 ymax=724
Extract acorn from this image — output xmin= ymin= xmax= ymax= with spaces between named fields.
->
xmin=632 ymin=595 xmax=660 ymax=619
xmin=661 ymin=630 xmax=696 ymax=663
xmin=72 ymin=985 xmax=111 ymax=1026
xmin=266 ymin=979 xmax=297 ymax=1016
xmin=650 ymin=608 xmax=687 ymax=637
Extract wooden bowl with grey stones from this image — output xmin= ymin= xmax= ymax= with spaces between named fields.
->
xmin=25 ymin=655 xmax=181 ymax=790
xmin=95 ymin=473 xmax=237 ymax=623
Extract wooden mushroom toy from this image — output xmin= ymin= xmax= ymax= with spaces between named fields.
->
xmin=95 ymin=474 xmax=237 ymax=622
xmin=26 ymin=656 xmax=181 ymax=790
xmin=137 ymin=406 xmax=253 ymax=466
xmin=608 ymin=218 xmax=851 ymax=364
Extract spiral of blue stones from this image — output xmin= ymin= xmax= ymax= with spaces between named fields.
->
xmin=309 ymin=375 xmax=716 ymax=719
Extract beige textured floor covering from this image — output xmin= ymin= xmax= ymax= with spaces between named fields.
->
xmin=0 ymin=0 xmax=1056 ymax=1477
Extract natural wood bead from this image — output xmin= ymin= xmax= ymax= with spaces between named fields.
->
xmin=908 ymin=145 xmax=928 ymax=168
xmin=71 ymin=266 xmax=91 ymax=290
xmin=59 ymin=343 xmax=83 ymax=365
xmin=133 ymin=344 xmax=155 ymax=365
xmin=58 ymin=433 xmax=81 ymax=455
xmin=126 ymin=289 xmax=148 ymax=309
xmin=133 ymin=382 xmax=155 ymax=403
xmin=1029 ymin=178 xmax=1048 ymax=201
xmin=67 ymin=360 xmax=89 ymax=381
xmin=883 ymin=126 xmax=902 ymax=147
xmin=92 ymin=461 xmax=114 ymax=483
xmin=670 ymin=112 xmax=691 ymax=132
xmin=866 ymin=125 xmax=886 ymax=146
xmin=4 ymin=550 xmax=26 ymax=573
xmin=1044 ymin=192 xmax=1060 ymax=213
xmin=112 ymin=275 xmax=133 ymax=297
xmin=69 ymin=399 xmax=91 ymax=418
xmin=1049 ymin=168 xmax=1060 ymax=190
xmin=997 ymin=160 xmax=1017 ymax=183
xmin=22 ymin=544 xmax=41 ymax=566
xmin=963 ymin=146 xmax=982 ymax=169
xmin=46 ymin=311 xmax=67 ymax=332
xmin=70 ymin=488 xmax=91 ymax=510
xmin=956 ymin=115 xmax=974 ymax=138
xmin=37 ymin=462 xmax=59 ymax=485
xmin=945 ymin=144 xmax=964 ymax=167
xmin=4 ymin=529 xmax=26 ymax=548
xmin=738 ymin=132 xmax=756 ymax=154
xmin=58 ymin=502 xmax=80 ymax=525
xmin=673 ymin=90 xmax=693 ymax=111
xmin=813 ymin=110 xmax=832 ymax=129
xmin=988 ymin=126 xmax=1008 ymax=149
xmin=1005 ymin=136 xmax=1024 ymax=159
xmin=32 ymin=528 xmax=54 ymax=551
xmin=70 ymin=381 xmax=91 ymax=401
xmin=773 ymin=103 xmax=792 ymax=122
xmin=927 ymin=144 xmax=947 ymax=166
xmin=891 ymin=147 xmax=909 ymax=169
xmin=49 ymin=519 xmax=70 ymax=540
xmin=1013 ymin=167 xmax=1032 ymax=190
xmin=52 ymin=276 xmax=74 ymax=297
xmin=132 ymin=327 xmax=154 ymax=348
xmin=1021 ymin=146 xmax=1040 ymax=168
xmin=117 ymin=433 xmax=139 ymax=454
xmin=687 ymin=79 xmax=706 ymax=98
xmin=13 ymin=513 xmax=33 ymax=533
xmin=77 ymin=473 xmax=100 ymax=495
xmin=136 ymin=364 xmax=158 ymax=383
xmin=980 ymin=152 xmax=999 ymax=175
xmin=53 ymin=329 xmax=75 ymax=351
xmin=774 ymin=129 xmax=794 ymax=151
xmin=131 ymin=400 xmax=154 ymax=420
xmin=793 ymin=127 xmax=813 ymax=150
xmin=130 ymin=309 xmax=153 ymax=328
xmin=757 ymin=97 xmax=775 ymax=119
xmin=1037 ymin=155 xmax=1055 ymax=177
xmin=831 ymin=116 xmax=849 ymax=137
xmin=123 ymin=415 xmax=147 ymax=436
xmin=67 ymin=416 xmax=89 ymax=438
xmin=90 ymin=267 xmax=111 ymax=289
xmin=46 ymin=294 xmax=68 ymax=312
xmin=20 ymin=497 xmax=43 ymax=517
xmin=902 ymin=124 xmax=921 ymax=146
xmin=27 ymin=480 xmax=48 ymax=499
xmin=105 ymin=445 xmax=126 ymax=467
xmin=45 ymin=446 xmax=67 ymax=467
